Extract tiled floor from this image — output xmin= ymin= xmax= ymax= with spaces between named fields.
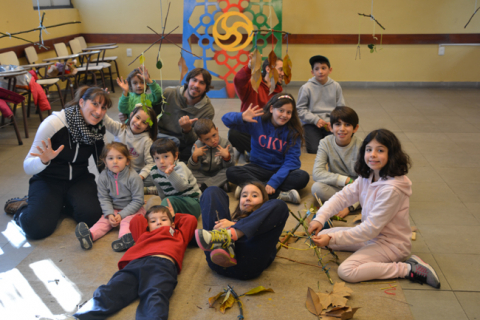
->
xmin=1 ymin=84 xmax=480 ymax=319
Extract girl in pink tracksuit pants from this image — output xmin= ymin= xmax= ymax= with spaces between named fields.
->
xmin=309 ymin=129 xmax=441 ymax=289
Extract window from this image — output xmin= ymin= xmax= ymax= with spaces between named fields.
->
xmin=32 ymin=0 xmax=73 ymax=9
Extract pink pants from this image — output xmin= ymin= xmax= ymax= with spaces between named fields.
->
xmin=320 ymin=227 xmax=410 ymax=283
xmin=90 ymin=207 xmax=146 ymax=241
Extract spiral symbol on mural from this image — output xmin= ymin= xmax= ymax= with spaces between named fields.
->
xmin=212 ymin=11 xmax=254 ymax=52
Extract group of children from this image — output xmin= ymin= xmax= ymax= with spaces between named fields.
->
xmin=57 ymin=56 xmax=441 ymax=319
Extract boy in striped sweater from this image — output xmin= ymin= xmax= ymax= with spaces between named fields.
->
xmin=149 ymin=138 xmax=202 ymax=219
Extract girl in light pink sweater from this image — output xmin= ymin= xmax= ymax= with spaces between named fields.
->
xmin=308 ymin=129 xmax=441 ymax=289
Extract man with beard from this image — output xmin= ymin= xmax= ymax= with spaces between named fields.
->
xmin=155 ymin=68 xmax=215 ymax=162
xmin=230 ymin=54 xmax=284 ymax=162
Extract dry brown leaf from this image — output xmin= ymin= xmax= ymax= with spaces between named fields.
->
xmin=251 ymin=49 xmax=262 ymax=92
xmin=269 ymin=69 xmax=278 ymax=95
xmin=178 ymin=55 xmax=188 ymax=83
xmin=341 ymin=307 xmax=360 ymax=320
xmin=317 ymin=292 xmax=332 ymax=309
xmin=208 ymin=291 xmax=224 ymax=308
xmin=283 ymin=53 xmax=292 ymax=85
xmin=305 ymin=287 xmax=323 ymax=316
xmin=219 ymin=294 xmax=235 ymax=314
xmin=326 ymin=306 xmax=349 ymax=317
xmin=268 ymin=50 xmax=277 ymax=69
xmin=243 ymin=286 xmax=275 ymax=295
xmin=330 ymin=294 xmax=348 ymax=308
xmin=332 ymin=282 xmax=353 ymax=297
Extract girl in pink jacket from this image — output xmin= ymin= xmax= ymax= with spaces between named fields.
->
xmin=308 ymin=129 xmax=441 ymax=289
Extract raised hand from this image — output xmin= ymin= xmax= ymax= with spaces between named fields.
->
xmin=215 ymin=144 xmax=230 ymax=159
xmin=179 ymin=116 xmax=198 ymax=133
xmin=164 ymin=164 xmax=175 ymax=175
xmin=166 ymin=198 xmax=175 ymax=219
xmin=137 ymin=65 xmax=152 ymax=83
xmin=30 ymin=138 xmax=64 ymax=165
xmin=192 ymin=144 xmax=208 ymax=162
xmin=265 ymin=184 xmax=275 ymax=195
xmin=247 ymin=52 xmax=254 ymax=69
xmin=307 ymin=220 xmax=323 ymax=236
xmin=118 ymin=113 xmax=128 ymax=123
xmin=242 ymin=104 xmax=264 ymax=123
xmin=116 ymin=76 xmax=129 ymax=93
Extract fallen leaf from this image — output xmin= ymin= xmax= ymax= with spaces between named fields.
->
xmin=283 ymin=54 xmax=292 ymax=85
xmin=178 ymin=55 xmax=188 ymax=83
xmin=317 ymin=292 xmax=332 ymax=309
xmin=305 ymin=287 xmax=323 ymax=316
xmin=243 ymin=286 xmax=275 ymax=295
xmin=330 ymin=294 xmax=348 ymax=308
xmin=332 ymin=282 xmax=353 ymax=297
xmin=341 ymin=307 xmax=360 ymax=320
xmin=219 ymin=294 xmax=235 ymax=314
xmin=222 ymin=290 xmax=231 ymax=305
xmin=208 ymin=291 xmax=224 ymax=308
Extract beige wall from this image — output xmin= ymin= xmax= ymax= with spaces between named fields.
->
xmin=2 ymin=0 xmax=480 ymax=82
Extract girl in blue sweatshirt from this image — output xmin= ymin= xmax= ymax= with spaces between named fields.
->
xmin=223 ymin=93 xmax=310 ymax=204
xmin=75 ymin=142 xmax=145 ymax=252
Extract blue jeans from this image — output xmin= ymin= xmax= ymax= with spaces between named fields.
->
xmin=200 ymin=187 xmax=289 ymax=280
xmin=74 ymin=256 xmax=177 ymax=320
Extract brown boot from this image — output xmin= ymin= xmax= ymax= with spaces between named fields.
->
xmin=4 ymin=196 xmax=28 ymax=215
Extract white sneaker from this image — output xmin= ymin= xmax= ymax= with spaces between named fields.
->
xmin=233 ymin=148 xmax=241 ymax=163
xmin=278 ymin=189 xmax=301 ymax=204
xmin=234 ymin=186 xmax=242 ymax=199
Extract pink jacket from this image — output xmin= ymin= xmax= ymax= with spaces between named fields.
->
xmin=313 ymin=174 xmax=412 ymax=257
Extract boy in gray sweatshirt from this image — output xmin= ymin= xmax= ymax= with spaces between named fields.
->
xmin=312 ymin=106 xmax=362 ymax=218
xmin=188 ymin=119 xmax=234 ymax=192
xmin=297 ymin=55 xmax=345 ymax=154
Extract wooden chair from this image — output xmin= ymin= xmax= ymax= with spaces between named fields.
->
xmin=52 ymin=42 xmax=108 ymax=90
xmin=0 ymin=88 xmax=25 ymax=145
xmin=24 ymin=46 xmax=66 ymax=109
xmin=69 ymin=39 xmax=114 ymax=92
xmin=75 ymin=36 xmax=119 ymax=88
xmin=0 ymin=51 xmax=55 ymax=121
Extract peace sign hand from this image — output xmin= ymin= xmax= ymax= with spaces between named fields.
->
xmin=242 ymin=104 xmax=264 ymax=123
xmin=30 ymin=138 xmax=64 ymax=165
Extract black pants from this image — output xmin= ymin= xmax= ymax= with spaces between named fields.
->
xmin=303 ymin=124 xmax=333 ymax=154
xmin=228 ymin=129 xmax=251 ymax=154
xmin=226 ymin=163 xmax=310 ymax=199
xmin=16 ymin=174 xmax=102 ymax=240
xmin=74 ymin=256 xmax=177 ymax=320
xmin=200 ymin=187 xmax=288 ymax=280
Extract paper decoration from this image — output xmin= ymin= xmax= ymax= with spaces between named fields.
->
xmin=212 ymin=11 xmax=254 ymax=52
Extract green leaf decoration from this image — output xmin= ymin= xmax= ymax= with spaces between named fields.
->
xmin=140 ymin=93 xmax=146 ymax=104
xmin=139 ymin=54 xmax=145 ymax=64
xmin=146 ymin=99 xmax=152 ymax=107
xmin=156 ymin=59 xmax=163 ymax=69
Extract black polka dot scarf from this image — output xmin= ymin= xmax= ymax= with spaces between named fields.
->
xmin=64 ymin=105 xmax=105 ymax=145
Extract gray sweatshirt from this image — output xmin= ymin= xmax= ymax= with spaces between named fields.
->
xmin=150 ymin=161 xmax=202 ymax=199
xmin=313 ymin=134 xmax=363 ymax=187
xmin=158 ymin=86 xmax=215 ymax=146
xmin=187 ymin=136 xmax=234 ymax=175
xmin=103 ymin=115 xmax=154 ymax=179
xmin=97 ymin=166 xmax=144 ymax=219
xmin=297 ymin=77 xmax=345 ymax=125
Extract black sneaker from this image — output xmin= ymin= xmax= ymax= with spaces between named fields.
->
xmin=405 ymin=255 xmax=441 ymax=289
xmin=75 ymin=222 xmax=93 ymax=250
xmin=4 ymin=196 xmax=28 ymax=215
xmin=112 ymin=233 xmax=135 ymax=252
xmin=200 ymin=183 xmax=208 ymax=193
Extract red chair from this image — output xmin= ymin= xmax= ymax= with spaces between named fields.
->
xmin=0 ymin=88 xmax=26 ymax=145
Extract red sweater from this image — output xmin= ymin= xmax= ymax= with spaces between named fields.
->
xmin=234 ymin=65 xmax=283 ymax=112
xmin=118 ymin=213 xmax=197 ymax=273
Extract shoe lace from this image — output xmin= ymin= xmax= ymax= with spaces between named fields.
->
xmin=210 ymin=229 xmax=233 ymax=256
xmin=409 ymin=264 xmax=428 ymax=285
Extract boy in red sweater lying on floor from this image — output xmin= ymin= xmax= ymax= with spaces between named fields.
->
xmin=74 ymin=199 xmax=197 ymax=320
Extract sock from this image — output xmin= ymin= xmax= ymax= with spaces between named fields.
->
xmin=229 ymin=228 xmax=238 ymax=241
xmin=404 ymin=263 xmax=412 ymax=278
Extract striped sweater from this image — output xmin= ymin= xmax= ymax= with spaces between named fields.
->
xmin=150 ymin=161 xmax=201 ymax=199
